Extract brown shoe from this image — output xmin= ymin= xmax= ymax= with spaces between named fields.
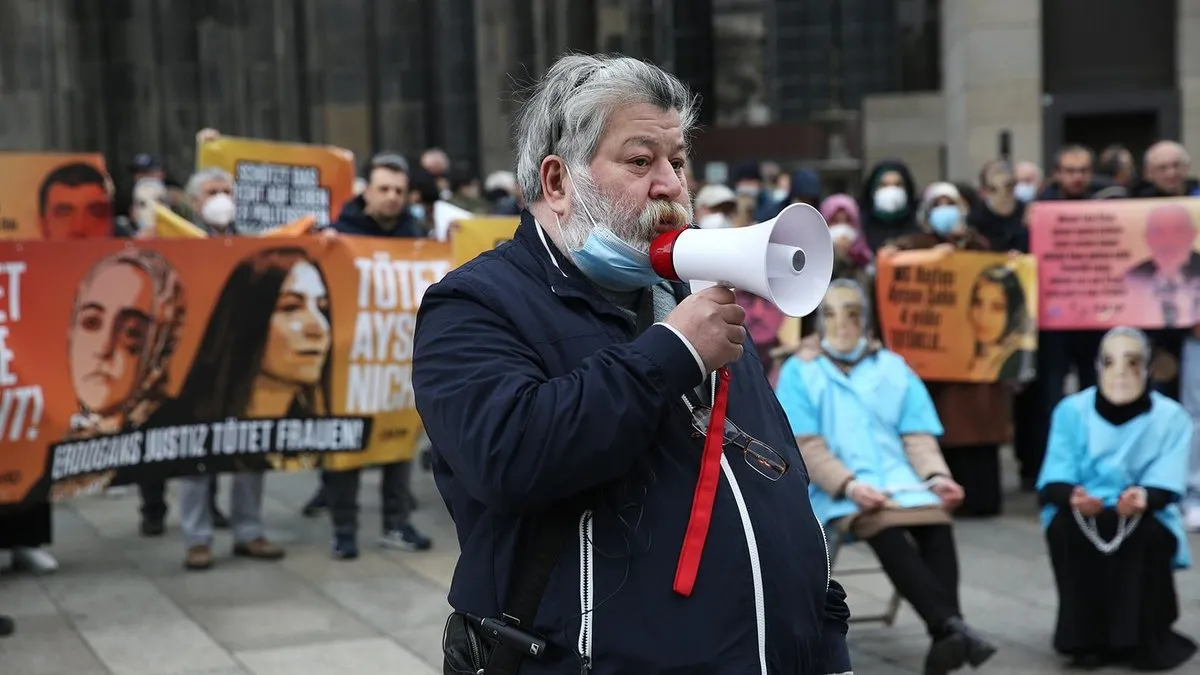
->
xmin=184 ymin=545 xmax=214 ymax=571
xmin=232 ymin=537 xmax=285 ymax=560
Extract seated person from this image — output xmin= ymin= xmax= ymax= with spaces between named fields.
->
xmin=1037 ymin=326 xmax=1197 ymax=671
xmin=776 ymin=279 xmax=997 ymax=675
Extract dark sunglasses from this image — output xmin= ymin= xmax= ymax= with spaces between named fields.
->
xmin=689 ymin=406 xmax=789 ymax=481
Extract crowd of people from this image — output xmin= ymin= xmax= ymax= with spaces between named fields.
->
xmin=3 ymin=51 xmax=1200 ymax=674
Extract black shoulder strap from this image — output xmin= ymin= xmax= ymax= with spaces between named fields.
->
xmin=483 ymin=504 xmax=582 ymax=675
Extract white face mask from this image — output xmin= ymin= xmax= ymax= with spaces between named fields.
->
xmin=698 ymin=212 xmax=733 ymax=229
xmin=201 ymin=193 xmax=236 ymax=228
xmin=1013 ymin=182 xmax=1037 ymax=202
xmin=828 ymin=223 xmax=858 ymax=243
xmin=873 ymin=185 xmax=908 ymax=213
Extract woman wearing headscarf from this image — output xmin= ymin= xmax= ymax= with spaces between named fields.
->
xmin=1037 ymin=327 xmax=1196 ymax=671
xmin=776 ymin=279 xmax=997 ymax=675
xmin=878 ymin=183 xmax=1010 ymax=517
xmin=859 ymin=159 xmax=923 ymax=252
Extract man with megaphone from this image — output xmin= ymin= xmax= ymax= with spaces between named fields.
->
xmin=412 ymin=53 xmax=849 ymax=675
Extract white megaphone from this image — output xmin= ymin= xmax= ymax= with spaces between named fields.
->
xmin=649 ymin=203 xmax=834 ymax=317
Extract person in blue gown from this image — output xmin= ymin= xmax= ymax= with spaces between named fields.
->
xmin=1037 ymin=326 xmax=1197 ymax=671
xmin=776 ymin=279 xmax=997 ymax=675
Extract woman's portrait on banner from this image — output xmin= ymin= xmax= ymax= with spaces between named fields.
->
xmin=966 ymin=264 xmax=1036 ymax=382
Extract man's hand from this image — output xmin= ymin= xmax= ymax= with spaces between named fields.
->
xmin=930 ymin=477 xmax=965 ymax=511
xmin=663 ymin=286 xmax=746 ymax=371
xmin=846 ymin=482 xmax=887 ymax=513
xmin=1117 ymin=487 xmax=1148 ymax=518
xmin=1070 ymin=486 xmax=1104 ymax=517
xmin=932 ymin=242 xmax=956 ymax=255
xmin=877 ymin=245 xmax=899 ymax=260
xmin=196 ymin=128 xmax=221 ymax=145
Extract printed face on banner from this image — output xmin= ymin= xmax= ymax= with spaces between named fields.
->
xmin=820 ymin=285 xmax=865 ymax=353
xmin=968 ymin=271 xmax=1018 ymax=346
xmin=40 ymin=172 xmax=112 ymax=240
xmin=1098 ymin=333 xmax=1147 ymax=405
xmin=69 ymin=262 xmax=154 ymax=415
xmin=1143 ymin=205 xmax=1197 ymax=276
xmin=263 ymin=261 xmax=331 ymax=385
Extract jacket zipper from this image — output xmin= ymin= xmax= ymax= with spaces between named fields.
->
xmin=465 ymin=620 xmax=483 ymax=669
xmin=719 ymin=455 xmax=769 ymax=675
xmin=577 ymin=509 xmax=594 ymax=671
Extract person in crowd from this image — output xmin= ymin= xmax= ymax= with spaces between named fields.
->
xmin=731 ymin=162 xmax=768 ymax=226
xmin=412 ymin=53 xmax=851 ymax=675
xmin=952 ymin=181 xmax=981 ymax=214
xmin=756 ymin=168 xmax=822 ymax=222
xmin=407 ymin=171 xmax=441 ymax=235
xmin=185 ymin=168 xmax=237 ymax=236
xmin=1134 ymin=141 xmax=1199 ymax=198
xmin=0 ymin=503 xmax=58 ymax=576
xmin=420 ymin=147 xmax=452 ymax=199
xmin=880 ymin=183 xmax=1009 ymax=517
xmin=1021 ymin=145 xmax=1106 ymax=490
xmin=777 ymin=279 xmax=997 ymax=675
xmin=128 ymin=177 xmax=169 ymax=235
xmin=1037 ymin=327 xmax=1196 ymax=672
xmin=169 ymin=247 xmax=331 ymax=570
xmin=693 ymin=183 xmax=738 ymax=229
xmin=819 ymin=194 xmax=873 ymax=283
xmin=971 ymin=160 xmax=1028 ymax=254
xmin=446 ymin=168 xmax=488 ymax=213
xmin=483 ymin=170 xmax=522 ymax=215
xmin=1013 ymin=161 xmax=1043 ymax=203
xmin=859 ymin=159 xmax=922 ymax=252
xmin=303 ymin=152 xmax=432 ymax=557
xmin=1095 ymin=144 xmax=1136 ymax=197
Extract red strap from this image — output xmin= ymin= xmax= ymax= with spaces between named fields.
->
xmin=673 ymin=367 xmax=732 ymax=597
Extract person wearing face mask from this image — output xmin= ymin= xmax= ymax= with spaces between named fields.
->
xmin=412 ymin=53 xmax=851 ymax=675
xmin=777 ymin=280 xmax=996 ymax=675
xmin=881 ymin=183 xmax=1010 ymax=518
xmin=970 ymin=160 xmax=1029 ymax=254
xmin=186 ymin=168 xmax=238 ymax=235
xmin=1036 ymin=327 xmax=1196 ymax=672
xmin=1013 ymin=161 xmax=1042 ymax=203
xmin=859 ymin=159 xmax=922 ymax=252
xmin=692 ymin=183 xmax=738 ymax=229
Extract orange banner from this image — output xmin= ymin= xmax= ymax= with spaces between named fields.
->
xmin=1030 ymin=197 xmax=1200 ymax=329
xmin=0 ymin=153 xmax=112 ymax=241
xmin=197 ymin=137 xmax=355 ymax=235
xmin=0 ymin=236 xmax=451 ymax=506
xmin=875 ymin=249 xmax=1039 ymax=382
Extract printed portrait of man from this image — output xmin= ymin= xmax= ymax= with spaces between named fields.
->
xmin=38 ymin=162 xmax=114 ymax=240
xmin=1124 ymin=204 xmax=1200 ymax=327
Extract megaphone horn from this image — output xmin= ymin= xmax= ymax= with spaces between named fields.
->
xmin=649 ymin=203 xmax=834 ymax=317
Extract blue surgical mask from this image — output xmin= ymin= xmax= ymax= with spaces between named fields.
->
xmin=928 ymin=204 xmax=962 ymax=235
xmin=558 ymin=165 xmax=664 ymax=292
xmin=821 ymin=336 xmax=868 ymax=363
xmin=1013 ymin=182 xmax=1037 ymax=202
xmin=410 ymin=204 xmax=426 ymax=221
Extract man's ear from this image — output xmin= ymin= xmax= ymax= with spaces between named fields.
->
xmin=540 ymin=155 xmax=570 ymax=216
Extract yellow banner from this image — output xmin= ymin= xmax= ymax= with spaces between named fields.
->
xmin=197 ymin=136 xmax=355 ymax=235
xmin=451 ymin=217 xmax=520 ymax=267
xmin=875 ymin=249 xmax=1039 ymax=382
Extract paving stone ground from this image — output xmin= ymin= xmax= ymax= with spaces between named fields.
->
xmin=1 ymin=455 xmax=1197 ymax=674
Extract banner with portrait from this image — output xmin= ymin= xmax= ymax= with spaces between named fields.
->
xmin=196 ymin=137 xmax=355 ymax=235
xmin=451 ymin=217 xmax=521 ymax=267
xmin=0 ymin=236 xmax=452 ymax=507
xmin=0 ymin=153 xmax=112 ymax=241
xmin=1030 ymin=197 xmax=1200 ymax=330
xmin=875 ymin=249 xmax=1039 ymax=383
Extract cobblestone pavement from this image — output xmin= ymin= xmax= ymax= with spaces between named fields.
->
xmin=1 ymin=460 xmax=1197 ymax=674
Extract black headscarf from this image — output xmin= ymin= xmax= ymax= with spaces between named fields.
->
xmin=858 ymin=159 xmax=922 ymax=252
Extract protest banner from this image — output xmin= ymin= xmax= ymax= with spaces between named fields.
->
xmin=197 ymin=136 xmax=355 ymax=235
xmin=150 ymin=203 xmax=206 ymax=238
xmin=875 ymin=249 xmax=1038 ymax=383
xmin=451 ymin=217 xmax=520 ymax=267
xmin=0 ymin=153 xmax=112 ymax=241
xmin=1030 ymin=197 xmax=1200 ymax=329
xmin=0 ymin=235 xmax=452 ymax=507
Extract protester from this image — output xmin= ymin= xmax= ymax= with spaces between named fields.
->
xmin=1135 ymin=141 xmax=1198 ymax=198
xmin=1013 ymin=161 xmax=1042 ymax=203
xmin=1096 ymin=144 xmax=1136 ymax=196
xmin=419 ymin=147 xmax=452 ymax=199
xmin=185 ymin=168 xmax=237 ymax=235
xmin=971 ymin=160 xmax=1028 ymax=255
xmin=859 ymin=159 xmax=921 ymax=252
xmin=129 ymin=178 xmax=168 ymax=235
xmin=693 ymin=183 xmax=738 ymax=229
xmin=446 ymin=168 xmax=488 ymax=213
xmin=757 ymin=168 xmax=822 ymax=222
xmin=483 ymin=170 xmax=521 ymax=215
xmin=819 ymin=193 xmax=873 ymax=283
xmin=777 ymin=279 xmax=997 ymax=675
xmin=1036 ymin=327 xmax=1196 ymax=671
xmin=412 ymin=53 xmax=851 ymax=675
xmin=880 ymin=183 xmax=1009 ymax=517
xmin=314 ymin=152 xmax=432 ymax=558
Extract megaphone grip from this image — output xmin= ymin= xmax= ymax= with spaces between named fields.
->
xmin=650 ymin=228 xmax=687 ymax=281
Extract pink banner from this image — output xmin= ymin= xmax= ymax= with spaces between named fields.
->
xmin=1030 ymin=197 xmax=1200 ymax=330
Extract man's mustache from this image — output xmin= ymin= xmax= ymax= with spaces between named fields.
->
xmin=638 ymin=200 xmax=691 ymax=229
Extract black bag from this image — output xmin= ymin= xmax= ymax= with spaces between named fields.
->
xmin=442 ymin=504 xmax=582 ymax=675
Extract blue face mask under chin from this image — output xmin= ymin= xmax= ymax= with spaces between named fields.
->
xmin=821 ymin=336 xmax=868 ymax=362
xmin=557 ymin=164 xmax=665 ymax=292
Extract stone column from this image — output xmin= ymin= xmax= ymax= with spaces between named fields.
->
xmin=941 ymin=0 xmax=1042 ymax=179
xmin=1178 ymin=0 xmax=1200 ymax=152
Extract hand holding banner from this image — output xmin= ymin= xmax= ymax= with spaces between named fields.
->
xmin=148 ymin=203 xmax=207 ymax=239
xmin=875 ymin=250 xmax=1038 ymax=382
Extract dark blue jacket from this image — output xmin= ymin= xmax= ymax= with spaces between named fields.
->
xmin=413 ymin=211 xmax=851 ymax=674
xmin=331 ymin=196 xmax=423 ymax=237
